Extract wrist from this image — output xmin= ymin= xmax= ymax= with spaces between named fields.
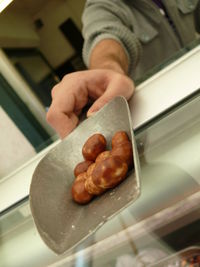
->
xmin=90 ymin=60 xmax=126 ymax=74
xmin=89 ymin=39 xmax=129 ymax=75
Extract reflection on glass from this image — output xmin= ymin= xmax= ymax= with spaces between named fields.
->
xmin=0 ymin=90 xmax=200 ymax=267
xmin=0 ymin=0 xmax=200 ymax=265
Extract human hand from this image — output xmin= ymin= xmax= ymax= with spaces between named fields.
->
xmin=46 ymin=69 xmax=134 ymax=139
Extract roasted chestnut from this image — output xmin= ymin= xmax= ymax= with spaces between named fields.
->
xmin=85 ymin=174 xmax=105 ymax=195
xmin=111 ymin=141 xmax=133 ymax=167
xmin=91 ymin=156 xmax=128 ymax=189
xmin=111 ymin=131 xmax=130 ymax=148
xmin=82 ymin=133 xmax=107 ymax=161
xmin=71 ymin=175 xmax=93 ymax=204
xmin=75 ymin=172 xmax=88 ymax=182
xmin=71 ymin=131 xmax=133 ymax=204
xmin=74 ymin=160 xmax=93 ymax=177
xmin=95 ymin=151 xmax=111 ymax=162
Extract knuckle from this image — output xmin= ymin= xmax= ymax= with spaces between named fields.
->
xmin=46 ymin=108 xmax=55 ymax=124
xmin=51 ymin=84 xmax=59 ymax=99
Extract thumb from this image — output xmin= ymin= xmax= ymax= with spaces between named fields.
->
xmin=87 ymin=93 xmax=112 ymax=117
xmin=87 ymin=73 xmax=134 ymax=117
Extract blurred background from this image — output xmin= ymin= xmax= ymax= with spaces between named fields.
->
xmin=0 ymin=0 xmax=86 ymax=178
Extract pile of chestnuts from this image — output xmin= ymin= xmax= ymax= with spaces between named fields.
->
xmin=71 ymin=131 xmax=133 ymax=204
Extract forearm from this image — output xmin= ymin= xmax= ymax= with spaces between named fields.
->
xmin=89 ymin=39 xmax=129 ymax=74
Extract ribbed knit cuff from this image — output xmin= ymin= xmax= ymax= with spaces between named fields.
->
xmin=82 ymin=31 xmax=142 ymax=76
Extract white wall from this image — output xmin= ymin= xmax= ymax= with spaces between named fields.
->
xmin=0 ymin=106 xmax=36 ymax=179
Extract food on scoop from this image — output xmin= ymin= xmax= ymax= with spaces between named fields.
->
xmin=74 ymin=160 xmax=93 ymax=177
xmin=82 ymin=133 xmax=106 ymax=161
xmin=71 ymin=131 xmax=133 ymax=204
xmin=71 ymin=172 xmax=93 ymax=204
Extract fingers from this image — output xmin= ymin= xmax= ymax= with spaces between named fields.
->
xmin=46 ymin=70 xmax=135 ymax=138
xmin=47 ymin=73 xmax=89 ymax=138
xmin=87 ymin=73 xmax=134 ymax=116
xmin=47 ymin=107 xmax=79 ymax=139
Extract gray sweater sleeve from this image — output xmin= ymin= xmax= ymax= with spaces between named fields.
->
xmin=81 ymin=0 xmax=142 ymax=74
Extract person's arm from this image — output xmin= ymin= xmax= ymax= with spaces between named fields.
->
xmin=89 ymin=39 xmax=129 ymax=74
xmin=82 ymin=0 xmax=142 ymax=74
xmin=82 ymin=38 xmax=133 ymax=116
xmin=47 ymin=0 xmax=141 ymax=138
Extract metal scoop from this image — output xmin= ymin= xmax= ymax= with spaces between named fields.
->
xmin=29 ymin=96 xmax=141 ymax=255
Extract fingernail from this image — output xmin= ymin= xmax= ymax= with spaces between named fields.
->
xmin=87 ymin=110 xmax=96 ymax=117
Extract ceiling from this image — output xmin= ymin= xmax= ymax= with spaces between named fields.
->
xmin=8 ymin=0 xmax=49 ymax=16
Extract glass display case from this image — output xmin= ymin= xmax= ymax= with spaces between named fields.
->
xmin=1 ymin=1 xmax=200 ymax=266
xmin=0 ymin=84 xmax=200 ymax=267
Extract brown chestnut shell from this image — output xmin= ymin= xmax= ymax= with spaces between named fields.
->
xmin=82 ymin=133 xmax=106 ymax=161
xmin=91 ymin=156 xmax=128 ymax=189
xmin=111 ymin=141 xmax=133 ymax=167
xmin=74 ymin=160 xmax=93 ymax=177
xmin=111 ymin=131 xmax=130 ymax=148
xmin=71 ymin=178 xmax=93 ymax=204
xmin=85 ymin=175 xmax=105 ymax=195
xmin=95 ymin=150 xmax=112 ymax=163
